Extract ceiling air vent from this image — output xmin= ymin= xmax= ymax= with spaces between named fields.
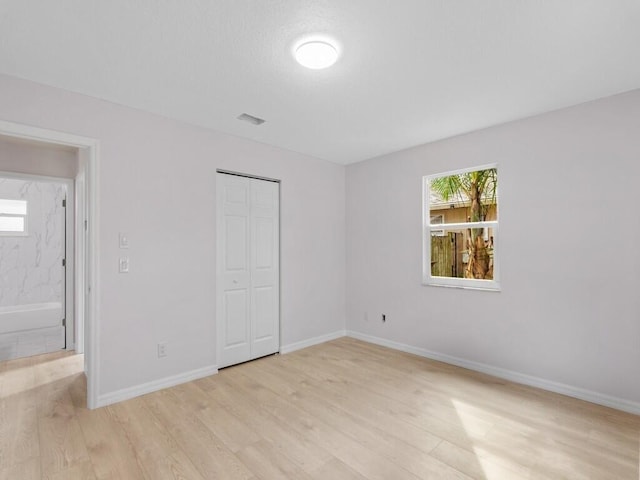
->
xmin=237 ymin=113 xmax=266 ymax=126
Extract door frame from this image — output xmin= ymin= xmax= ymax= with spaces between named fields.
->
xmin=215 ymin=169 xmax=281 ymax=367
xmin=0 ymin=170 xmax=75 ymax=351
xmin=0 ymin=120 xmax=100 ymax=409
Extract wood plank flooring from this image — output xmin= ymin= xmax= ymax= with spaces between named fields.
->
xmin=0 ymin=337 xmax=638 ymax=479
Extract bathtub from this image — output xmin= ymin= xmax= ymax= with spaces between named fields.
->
xmin=0 ymin=302 xmax=63 ymax=334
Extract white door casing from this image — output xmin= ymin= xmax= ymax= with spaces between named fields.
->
xmin=216 ymin=173 xmax=279 ymax=368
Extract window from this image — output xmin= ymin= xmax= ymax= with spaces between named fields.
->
xmin=0 ymin=199 xmax=28 ymax=235
xmin=423 ymin=165 xmax=499 ymax=290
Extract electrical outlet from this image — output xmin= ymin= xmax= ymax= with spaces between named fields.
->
xmin=157 ymin=342 xmax=168 ymax=358
xmin=382 ymin=314 xmax=386 ymax=323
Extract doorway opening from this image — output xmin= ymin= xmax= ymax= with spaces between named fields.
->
xmin=0 ymin=120 xmax=99 ymax=409
xmin=0 ymin=173 xmax=73 ymax=359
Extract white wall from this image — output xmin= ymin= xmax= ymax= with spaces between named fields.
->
xmin=346 ymin=89 xmax=640 ymax=406
xmin=3 ymin=70 xmax=638 ymax=409
xmin=0 ymin=135 xmax=78 ymax=178
xmin=0 ymin=74 xmax=346 ymax=398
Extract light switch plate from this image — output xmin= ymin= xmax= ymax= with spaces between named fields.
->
xmin=119 ymin=257 xmax=130 ymax=273
xmin=119 ymin=232 xmax=129 ymax=249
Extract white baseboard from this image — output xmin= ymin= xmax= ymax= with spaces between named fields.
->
xmin=94 ymin=331 xmax=640 ymax=415
xmin=97 ymin=364 xmax=218 ymax=408
xmin=280 ymin=330 xmax=346 ymax=354
xmin=347 ymin=330 xmax=640 ymax=416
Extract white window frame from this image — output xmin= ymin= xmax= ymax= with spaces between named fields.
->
xmin=422 ymin=164 xmax=500 ymax=291
xmin=0 ymin=198 xmax=28 ymax=236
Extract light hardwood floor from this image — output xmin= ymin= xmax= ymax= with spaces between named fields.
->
xmin=0 ymin=337 xmax=638 ymax=479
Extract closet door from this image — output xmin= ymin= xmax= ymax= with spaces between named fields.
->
xmin=216 ymin=173 xmax=279 ymax=368
xmin=249 ymin=178 xmax=279 ymax=359
xmin=216 ymin=174 xmax=251 ymax=368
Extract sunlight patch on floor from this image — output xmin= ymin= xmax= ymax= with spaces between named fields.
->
xmin=451 ymin=398 xmax=529 ymax=480
xmin=0 ymin=352 xmax=83 ymax=398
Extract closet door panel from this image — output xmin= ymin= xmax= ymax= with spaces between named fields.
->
xmin=216 ymin=174 xmax=251 ymax=368
xmin=250 ymin=178 xmax=279 ymax=359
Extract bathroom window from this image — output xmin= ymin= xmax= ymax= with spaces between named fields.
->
xmin=0 ymin=199 xmax=28 ymax=235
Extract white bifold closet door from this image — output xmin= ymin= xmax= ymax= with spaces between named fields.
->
xmin=216 ymin=173 xmax=280 ymax=368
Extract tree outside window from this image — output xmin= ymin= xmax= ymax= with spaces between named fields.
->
xmin=423 ymin=165 xmax=499 ymax=290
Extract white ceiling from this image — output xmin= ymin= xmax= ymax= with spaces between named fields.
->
xmin=1 ymin=1 xmax=639 ymax=164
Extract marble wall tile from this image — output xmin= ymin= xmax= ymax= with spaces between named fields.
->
xmin=0 ymin=326 xmax=64 ymax=361
xmin=0 ymin=178 xmax=66 ymax=308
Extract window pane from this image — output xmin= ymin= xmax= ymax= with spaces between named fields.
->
xmin=430 ymin=214 xmax=444 ymax=236
xmin=0 ymin=216 xmax=25 ymax=232
xmin=0 ymin=199 xmax=27 ymax=215
xmin=430 ymin=227 xmax=495 ymax=280
xmin=429 ymin=168 xmax=497 ymax=224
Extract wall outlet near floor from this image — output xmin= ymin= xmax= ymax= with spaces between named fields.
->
xmin=157 ymin=342 xmax=168 ymax=358
xmin=382 ymin=314 xmax=386 ymax=323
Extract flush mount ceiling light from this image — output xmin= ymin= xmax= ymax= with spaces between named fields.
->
xmin=295 ymin=41 xmax=339 ymax=69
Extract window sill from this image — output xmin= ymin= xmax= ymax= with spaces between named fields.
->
xmin=423 ymin=281 xmax=501 ymax=292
